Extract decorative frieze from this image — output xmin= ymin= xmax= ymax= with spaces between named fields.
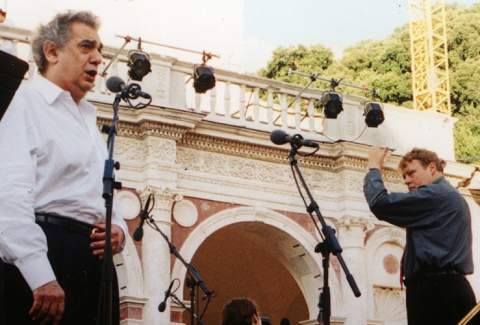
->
xmin=96 ymin=118 xmax=190 ymax=140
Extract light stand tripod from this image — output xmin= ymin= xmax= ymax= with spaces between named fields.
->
xmin=287 ymin=142 xmax=361 ymax=325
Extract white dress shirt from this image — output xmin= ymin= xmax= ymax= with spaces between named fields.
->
xmin=0 ymin=74 xmax=127 ymax=290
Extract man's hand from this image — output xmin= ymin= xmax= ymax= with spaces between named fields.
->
xmin=29 ymin=280 xmax=65 ymax=324
xmin=90 ymin=223 xmax=125 ymax=258
xmin=368 ymin=147 xmax=389 ymax=170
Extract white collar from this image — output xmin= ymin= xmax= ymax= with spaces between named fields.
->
xmin=30 ymin=74 xmax=96 ymax=114
xmin=30 ymin=73 xmax=68 ymax=105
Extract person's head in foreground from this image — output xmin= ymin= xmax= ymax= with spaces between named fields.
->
xmin=222 ymin=298 xmax=262 ymax=325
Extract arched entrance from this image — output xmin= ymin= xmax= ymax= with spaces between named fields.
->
xmin=171 ymin=207 xmax=336 ymax=324
xmin=190 ymin=222 xmax=309 ymax=324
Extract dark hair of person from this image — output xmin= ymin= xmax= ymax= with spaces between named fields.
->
xmin=280 ymin=318 xmax=291 ymax=325
xmin=222 ymin=298 xmax=259 ymax=325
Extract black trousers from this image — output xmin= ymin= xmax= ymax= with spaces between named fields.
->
xmin=0 ymin=220 xmax=120 ymax=325
xmin=406 ymin=273 xmax=480 ymax=325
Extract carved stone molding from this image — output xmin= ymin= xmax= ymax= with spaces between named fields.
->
xmin=97 ymin=118 xmax=190 ymax=141
xmin=178 ymin=133 xmax=408 ymax=186
xmin=115 ymin=137 xmax=147 ymax=163
xmin=177 ymin=147 xmax=343 ymax=193
xmin=115 ymin=134 xmax=178 ymax=166
xmin=144 ymin=136 xmax=177 ymax=165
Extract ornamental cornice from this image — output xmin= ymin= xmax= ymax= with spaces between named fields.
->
xmin=96 ymin=118 xmax=190 ymax=140
xmin=179 ymin=132 xmax=335 ymax=170
xmin=178 ymin=133 xmax=407 ymax=183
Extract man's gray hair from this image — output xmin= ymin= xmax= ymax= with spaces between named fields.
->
xmin=31 ymin=11 xmax=100 ymax=73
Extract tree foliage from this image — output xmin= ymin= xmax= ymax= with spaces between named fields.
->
xmin=259 ymin=3 xmax=480 ymax=163
xmin=258 ymin=44 xmax=334 ymax=86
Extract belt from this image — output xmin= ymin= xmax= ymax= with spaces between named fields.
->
xmin=405 ymin=269 xmax=465 ymax=286
xmin=422 ymin=269 xmax=463 ymax=277
xmin=35 ymin=213 xmax=93 ymax=237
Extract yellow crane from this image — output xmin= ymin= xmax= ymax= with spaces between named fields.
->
xmin=408 ymin=0 xmax=451 ymax=115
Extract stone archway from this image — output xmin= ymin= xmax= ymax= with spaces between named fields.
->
xmin=171 ymin=206 xmax=344 ymax=324
xmin=189 ymin=221 xmax=309 ymax=324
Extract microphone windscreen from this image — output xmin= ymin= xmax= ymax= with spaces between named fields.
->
xmin=270 ymin=129 xmax=289 ymax=145
xmin=106 ymin=76 xmax=125 ymax=93
xmin=158 ymin=301 xmax=167 ymax=312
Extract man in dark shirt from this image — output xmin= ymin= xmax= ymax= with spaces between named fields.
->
xmin=363 ymin=147 xmax=478 ymax=325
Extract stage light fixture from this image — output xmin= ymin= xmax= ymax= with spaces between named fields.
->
xmin=321 ymin=92 xmax=343 ymax=119
xmin=193 ymin=64 xmax=216 ymax=93
xmin=127 ymin=50 xmax=151 ymax=81
xmin=192 ymin=51 xmax=216 ymax=94
xmin=364 ymin=102 xmax=385 ymax=127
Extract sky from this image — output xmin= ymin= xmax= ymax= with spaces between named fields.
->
xmin=2 ymin=0 xmax=478 ymax=72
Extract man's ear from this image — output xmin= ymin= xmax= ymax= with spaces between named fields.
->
xmin=428 ymin=162 xmax=437 ymax=175
xmin=43 ymin=40 xmax=60 ymax=65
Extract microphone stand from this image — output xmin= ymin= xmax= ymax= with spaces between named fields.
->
xmin=287 ymin=144 xmax=361 ymax=325
xmin=145 ymin=216 xmax=213 ymax=325
xmin=97 ymin=78 xmax=151 ymax=324
xmin=169 ymin=292 xmax=204 ymax=325
xmin=97 ymin=93 xmax=123 ymax=325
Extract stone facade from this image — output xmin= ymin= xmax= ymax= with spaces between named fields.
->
xmin=2 ymin=26 xmax=480 ymax=325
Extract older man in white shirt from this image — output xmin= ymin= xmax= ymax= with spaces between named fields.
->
xmin=0 ymin=11 xmax=127 ymax=325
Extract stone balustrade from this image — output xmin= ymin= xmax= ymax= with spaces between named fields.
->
xmin=0 ymin=25 xmax=457 ymax=160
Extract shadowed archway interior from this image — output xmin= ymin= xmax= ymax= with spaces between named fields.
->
xmin=185 ymin=221 xmax=310 ymax=324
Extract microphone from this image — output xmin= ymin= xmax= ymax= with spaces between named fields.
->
xmin=270 ymin=129 xmax=319 ymax=148
xmin=106 ymin=76 xmax=126 ymax=93
xmin=106 ymin=76 xmax=151 ymax=100
xmin=158 ymin=280 xmax=175 ymax=312
xmin=133 ymin=193 xmax=153 ymax=241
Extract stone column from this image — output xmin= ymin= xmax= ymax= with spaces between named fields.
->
xmin=141 ymin=188 xmax=174 ymax=325
xmin=140 ymin=134 xmax=179 ymax=324
xmin=335 ymin=216 xmax=372 ymax=325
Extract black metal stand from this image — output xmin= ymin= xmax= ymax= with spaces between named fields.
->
xmin=97 ymin=94 xmax=123 ymax=325
xmin=287 ymin=145 xmax=361 ymax=325
xmin=147 ymin=215 xmax=213 ymax=325
xmin=169 ymin=291 xmax=204 ymax=325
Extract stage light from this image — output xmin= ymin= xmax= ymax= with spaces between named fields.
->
xmin=127 ymin=50 xmax=151 ymax=81
xmin=321 ymin=92 xmax=343 ymax=119
xmin=364 ymin=102 xmax=385 ymax=127
xmin=193 ymin=64 xmax=216 ymax=93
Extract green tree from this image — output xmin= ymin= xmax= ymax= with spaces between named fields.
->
xmin=259 ymin=44 xmax=334 ymax=87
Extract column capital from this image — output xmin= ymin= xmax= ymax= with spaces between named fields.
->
xmin=139 ymin=186 xmax=176 ymax=202
xmin=336 ymin=215 xmax=374 ymax=232
xmin=335 ymin=216 xmax=373 ymax=250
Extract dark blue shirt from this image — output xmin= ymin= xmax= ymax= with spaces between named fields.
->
xmin=363 ymin=169 xmax=473 ymax=280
